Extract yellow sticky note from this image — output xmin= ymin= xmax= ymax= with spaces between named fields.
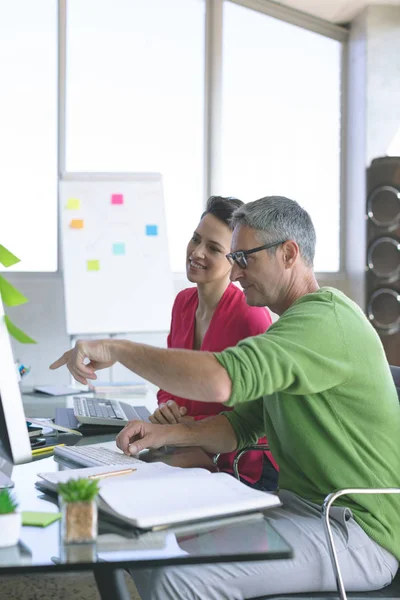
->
xmin=0 ymin=245 xmax=20 ymax=268
xmin=4 ymin=315 xmax=37 ymax=344
xmin=0 ymin=276 xmax=28 ymax=307
xmin=66 ymin=198 xmax=81 ymax=210
xmin=70 ymin=219 xmax=84 ymax=229
xmin=87 ymin=260 xmax=100 ymax=271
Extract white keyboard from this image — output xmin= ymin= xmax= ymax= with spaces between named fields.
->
xmin=54 ymin=445 xmax=142 ymax=467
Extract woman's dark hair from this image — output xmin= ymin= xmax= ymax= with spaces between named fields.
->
xmin=201 ymin=196 xmax=244 ymax=231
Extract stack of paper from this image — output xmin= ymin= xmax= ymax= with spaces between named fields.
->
xmin=88 ymin=381 xmax=148 ymax=396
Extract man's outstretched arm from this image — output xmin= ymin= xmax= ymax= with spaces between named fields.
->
xmin=116 ymin=414 xmax=238 ymax=456
xmin=50 ymin=338 xmax=232 ymax=404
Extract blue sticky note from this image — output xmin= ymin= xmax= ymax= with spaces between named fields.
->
xmin=146 ymin=225 xmax=158 ymax=236
xmin=113 ymin=243 xmax=126 ymax=256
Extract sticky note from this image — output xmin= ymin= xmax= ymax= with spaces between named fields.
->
xmin=22 ymin=511 xmax=62 ymax=527
xmin=146 ymin=225 xmax=158 ymax=236
xmin=66 ymin=198 xmax=81 ymax=210
xmin=111 ymin=194 xmax=124 ymax=205
xmin=0 ymin=276 xmax=28 ymax=307
xmin=112 ymin=243 xmax=125 ymax=256
xmin=4 ymin=315 xmax=37 ymax=344
xmin=87 ymin=260 xmax=100 ymax=271
xmin=70 ymin=219 xmax=84 ymax=229
xmin=0 ymin=244 xmax=20 ymax=267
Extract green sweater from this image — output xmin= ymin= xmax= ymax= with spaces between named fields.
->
xmin=215 ymin=287 xmax=400 ymax=560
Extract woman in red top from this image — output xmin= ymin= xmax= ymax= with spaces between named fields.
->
xmin=150 ymin=196 xmax=278 ymax=490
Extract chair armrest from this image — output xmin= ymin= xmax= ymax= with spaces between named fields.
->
xmin=322 ymin=487 xmax=400 ymax=600
xmin=233 ymin=444 xmax=269 ymax=479
xmin=212 ymin=444 xmax=270 ymax=479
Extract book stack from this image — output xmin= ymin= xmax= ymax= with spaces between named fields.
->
xmin=88 ymin=381 xmax=148 ymax=396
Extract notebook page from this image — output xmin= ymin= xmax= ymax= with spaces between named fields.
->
xmin=99 ymin=471 xmax=280 ymax=529
xmin=37 ymin=462 xmax=204 ymax=491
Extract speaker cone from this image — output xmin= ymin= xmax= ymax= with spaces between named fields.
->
xmin=367 ymin=288 xmax=400 ymax=334
xmin=367 ymin=185 xmax=400 ymax=231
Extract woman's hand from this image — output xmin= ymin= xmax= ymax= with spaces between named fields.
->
xmin=149 ymin=400 xmax=194 ymax=425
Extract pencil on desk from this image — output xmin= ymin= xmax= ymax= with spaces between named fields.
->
xmin=88 ymin=468 xmax=137 ymax=480
xmin=31 ymin=443 xmax=66 ymax=456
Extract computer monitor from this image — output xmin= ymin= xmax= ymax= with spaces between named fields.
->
xmin=0 ymin=296 xmax=31 ymax=487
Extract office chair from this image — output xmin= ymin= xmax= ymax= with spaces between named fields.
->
xmin=220 ymin=365 xmax=400 ymax=600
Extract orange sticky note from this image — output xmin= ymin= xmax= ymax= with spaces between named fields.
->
xmin=70 ymin=219 xmax=84 ymax=229
xmin=87 ymin=260 xmax=100 ymax=271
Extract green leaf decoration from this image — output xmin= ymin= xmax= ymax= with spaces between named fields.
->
xmin=4 ymin=315 xmax=37 ymax=344
xmin=0 ymin=489 xmax=18 ymax=515
xmin=0 ymin=244 xmax=36 ymax=344
xmin=0 ymin=245 xmax=20 ymax=268
xmin=58 ymin=478 xmax=100 ymax=503
xmin=0 ymin=276 xmax=28 ymax=307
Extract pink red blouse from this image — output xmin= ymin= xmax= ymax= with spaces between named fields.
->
xmin=157 ymin=283 xmax=278 ymax=483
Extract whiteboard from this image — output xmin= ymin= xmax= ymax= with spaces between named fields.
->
xmin=59 ymin=173 xmax=174 ymax=335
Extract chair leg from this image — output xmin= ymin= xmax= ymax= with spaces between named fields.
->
xmin=322 ymin=491 xmax=349 ymax=600
xmin=94 ymin=568 xmax=131 ymax=600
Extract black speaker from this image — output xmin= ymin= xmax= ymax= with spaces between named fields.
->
xmin=366 ymin=157 xmax=400 ymax=366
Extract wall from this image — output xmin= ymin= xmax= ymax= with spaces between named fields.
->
xmin=345 ymin=4 xmax=400 ymax=309
xmin=366 ymin=5 xmax=400 ymax=164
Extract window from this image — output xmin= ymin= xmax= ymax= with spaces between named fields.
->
xmin=0 ymin=0 xmax=58 ymax=272
xmin=219 ymin=2 xmax=342 ymax=272
xmin=65 ymin=0 xmax=205 ymax=272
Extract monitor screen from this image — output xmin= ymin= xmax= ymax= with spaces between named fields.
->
xmin=0 ymin=296 xmax=31 ymax=467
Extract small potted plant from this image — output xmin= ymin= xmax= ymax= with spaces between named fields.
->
xmin=58 ymin=478 xmax=100 ymax=544
xmin=0 ymin=489 xmax=21 ymax=548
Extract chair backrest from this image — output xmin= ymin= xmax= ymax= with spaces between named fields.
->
xmin=389 ymin=364 xmax=400 ymax=401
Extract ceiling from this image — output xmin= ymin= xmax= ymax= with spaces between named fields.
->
xmin=275 ymin=0 xmax=400 ymax=23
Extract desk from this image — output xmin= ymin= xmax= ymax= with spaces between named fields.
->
xmin=1 ymin=446 xmax=292 ymax=600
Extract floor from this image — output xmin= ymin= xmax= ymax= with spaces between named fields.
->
xmin=0 ymin=571 xmax=142 ymax=600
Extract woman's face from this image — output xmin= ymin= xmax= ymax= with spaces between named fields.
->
xmin=186 ymin=213 xmax=233 ymax=284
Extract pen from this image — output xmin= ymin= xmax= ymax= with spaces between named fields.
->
xmin=88 ymin=468 xmax=137 ymax=480
xmin=31 ymin=443 xmax=66 ymax=456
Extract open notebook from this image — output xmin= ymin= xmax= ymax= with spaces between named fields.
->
xmin=38 ymin=461 xmax=281 ymax=530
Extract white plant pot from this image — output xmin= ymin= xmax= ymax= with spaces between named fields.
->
xmin=0 ymin=512 xmax=21 ymax=548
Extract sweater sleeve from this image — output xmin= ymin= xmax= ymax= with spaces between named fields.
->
xmin=223 ymin=398 xmax=266 ymax=449
xmin=215 ymin=296 xmax=353 ymax=407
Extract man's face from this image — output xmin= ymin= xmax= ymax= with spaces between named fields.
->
xmin=229 ymin=224 xmax=286 ymax=308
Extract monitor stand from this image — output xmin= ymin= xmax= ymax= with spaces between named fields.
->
xmin=0 ymin=457 xmax=14 ymax=489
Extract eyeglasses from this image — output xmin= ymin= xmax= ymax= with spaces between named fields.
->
xmin=226 ymin=240 xmax=286 ymax=269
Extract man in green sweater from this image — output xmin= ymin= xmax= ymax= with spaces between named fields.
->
xmin=51 ymin=196 xmax=400 ymax=599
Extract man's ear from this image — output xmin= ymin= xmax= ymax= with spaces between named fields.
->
xmin=282 ymin=241 xmax=299 ymax=268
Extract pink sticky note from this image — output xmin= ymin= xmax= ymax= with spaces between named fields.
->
xmin=111 ymin=194 xmax=124 ymax=205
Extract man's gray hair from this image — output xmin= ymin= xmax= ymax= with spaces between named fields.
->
xmin=231 ymin=196 xmax=316 ymax=267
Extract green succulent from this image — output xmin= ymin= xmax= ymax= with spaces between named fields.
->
xmin=0 ymin=489 xmax=18 ymax=515
xmin=58 ymin=478 xmax=100 ymax=503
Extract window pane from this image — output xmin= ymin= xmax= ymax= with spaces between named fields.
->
xmin=66 ymin=0 xmax=205 ymax=272
xmin=221 ymin=2 xmax=342 ymax=272
xmin=0 ymin=0 xmax=58 ymax=272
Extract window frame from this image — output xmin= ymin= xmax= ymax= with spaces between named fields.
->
xmin=58 ymin=0 xmax=349 ymax=278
